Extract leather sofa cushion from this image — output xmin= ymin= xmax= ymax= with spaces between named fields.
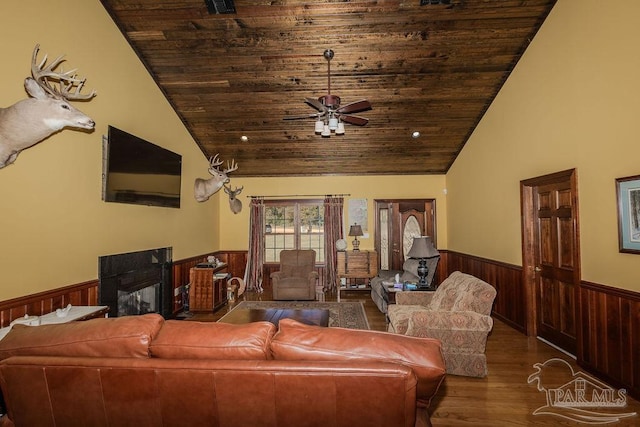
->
xmin=150 ymin=320 xmax=276 ymax=360
xmin=0 ymin=313 xmax=163 ymax=360
xmin=270 ymin=318 xmax=446 ymax=407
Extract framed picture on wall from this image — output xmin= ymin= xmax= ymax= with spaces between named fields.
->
xmin=616 ymin=174 xmax=640 ymax=254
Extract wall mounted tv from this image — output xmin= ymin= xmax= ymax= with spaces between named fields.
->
xmin=102 ymin=126 xmax=182 ymax=208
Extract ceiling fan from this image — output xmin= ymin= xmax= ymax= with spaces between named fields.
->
xmin=284 ymin=49 xmax=372 ymax=136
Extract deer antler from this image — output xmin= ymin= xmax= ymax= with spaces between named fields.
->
xmin=30 ymin=44 xmax=96 ymax=100
xmin=208 ymin=154 xmax=224 ymax=169
xmin=224 ymin=159 xmax=238 ymax=174
xmin=223 ymin=183 xmax=243 ymax=195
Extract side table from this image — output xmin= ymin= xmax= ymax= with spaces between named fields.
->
xmin=382 ymin=283 xmax=433 ymax=306
xmin=0 ymin=305 xmax=109 ymax=341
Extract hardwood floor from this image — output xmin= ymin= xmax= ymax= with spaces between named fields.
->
xmin=187 ymin=287 xmax=640 ymax=426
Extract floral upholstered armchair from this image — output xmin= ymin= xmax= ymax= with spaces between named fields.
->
xmin=387 ymin=271 xmax=497 ymax=377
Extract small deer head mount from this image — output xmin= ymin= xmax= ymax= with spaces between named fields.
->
xmin=0 ymin=44 xmax=96 ymax=169
xmin=193 ymin=154 xmax=238 ymax=202
xmin=223 ymin=183 xmax=243 ymax=214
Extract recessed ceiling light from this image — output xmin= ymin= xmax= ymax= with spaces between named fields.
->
xmin=240 ymin=135 xmax=249 ymax=142
xmin=412 ymin=131 xmax=421 ymax=138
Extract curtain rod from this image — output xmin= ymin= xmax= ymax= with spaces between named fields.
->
xmin=247 ymin=193 xmax=350 ymax=199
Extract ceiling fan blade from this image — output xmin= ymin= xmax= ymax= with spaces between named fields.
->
xmin=337 ymin=99 xmax=372 ymax=114
xmin=283 ymin=113 xmax=322 ymax=120
xmin=304 ymin=97 xmax=328 ymax=112
xmin=340 ymin=114 xmax=369 ymax=126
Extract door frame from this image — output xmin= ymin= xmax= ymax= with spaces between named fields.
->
xmin=520 ymin=169 xmax=581 ymax=340
xmin=374 ymin=199 xmax=437 ymax=271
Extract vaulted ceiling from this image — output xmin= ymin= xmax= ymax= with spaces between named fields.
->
xmin=99 ymin=0 xmax=556 ymax=177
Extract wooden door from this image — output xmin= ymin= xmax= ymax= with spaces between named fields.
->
xmin=375 ymin=199 xmax=436 ymax=271
xmin=521 ymin=170 xmax=580 ymax=355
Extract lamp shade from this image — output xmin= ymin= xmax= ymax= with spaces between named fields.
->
xmin=314 ymin=120 xmax=324 ymax=133
xmin=407 ymin=236 xmax=439 ymax=258
xmin=348 ymin=224 xmax=364 ymax=237
xmin=336 ymin=122 xmax=345 ymax=135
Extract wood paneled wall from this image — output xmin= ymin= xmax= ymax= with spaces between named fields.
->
xmin=441 ymin=250 xmax=527 ymax=333
xmin=171 ymin=251 xmax=247 ymax=314
xmin=0 ymin=280 xmax=99 ymax=328
xmin=578 ymin=281 xmax=640 ymax=398
xmin=0 ymin=251 xmax=248 ymax=326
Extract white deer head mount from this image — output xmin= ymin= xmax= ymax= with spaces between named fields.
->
xmin=0 ymin=44 xmax=96 ymax=169
xmin=194 ymin=154 xmax=238 ymax=202
xmin=223 ymin=183 xmax=243 ymax=214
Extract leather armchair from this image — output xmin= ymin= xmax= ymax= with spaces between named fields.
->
xmin=271 ymin=249 xmax=318 ymax=300
xmin=387 ymin=271 xmax=497 ymax=377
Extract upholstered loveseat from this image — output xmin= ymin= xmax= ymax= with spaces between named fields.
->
xmin=0 ymin=313 xmax=446 ymax=427
xmin=387 ymin=271 xmax=497 ymax=377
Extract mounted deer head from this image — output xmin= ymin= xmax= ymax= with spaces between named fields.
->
xmin=0 ymin=44 xmax=96 ymax=169
xmin=194 ymin=154 xmax=238 ymax=202
xmin=223 ymin=183 xmax=243 ymax=214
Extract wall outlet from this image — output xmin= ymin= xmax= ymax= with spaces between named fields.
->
xmin=174 ymin=285 xmax=183 ymax=297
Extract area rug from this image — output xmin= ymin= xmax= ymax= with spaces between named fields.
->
xmin=220 ymin=301 xmax=370 ymax=330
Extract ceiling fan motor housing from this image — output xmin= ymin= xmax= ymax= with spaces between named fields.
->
xmin=319 ymin=94 xmax=341 ymax=108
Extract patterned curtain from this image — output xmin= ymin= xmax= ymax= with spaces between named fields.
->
xmin=323 ymin=196 xmax=344 ymax=292
xmin=245 ymin=198 xmax=265 ymax=292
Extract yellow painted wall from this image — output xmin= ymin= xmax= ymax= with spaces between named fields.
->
xmin=0 ymin=0 xmax=217 ymax=300
xmin=217 ymin=175 xmax=448 ymax=252
xmin=446 ymin=0 xmax=640 ymax=291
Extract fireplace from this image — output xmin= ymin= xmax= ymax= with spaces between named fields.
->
xmin=99 ymin=247 xmax=172 ymax=318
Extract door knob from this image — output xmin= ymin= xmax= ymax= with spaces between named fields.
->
xmin=534 ymin=266 xmax=542 ymax=272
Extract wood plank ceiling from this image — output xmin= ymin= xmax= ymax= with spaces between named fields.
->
xmin=99 ymin=0 xmax=556 ymax=177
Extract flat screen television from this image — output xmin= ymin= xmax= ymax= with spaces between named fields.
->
xmin=102 ymin=126 xmax=182 ymax=208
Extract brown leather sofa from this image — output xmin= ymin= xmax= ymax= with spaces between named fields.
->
xmin=0 ymin=314 xmax=446 ymax=427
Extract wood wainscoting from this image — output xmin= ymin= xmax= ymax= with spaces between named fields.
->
xmin=0 ymin=280 xmax=99 ymax=328
xmin=440 ymin=250 xmax=527 ymax=333
xmin=0 ymin=251 xmax=248 ymax=326
xmin=579 ymin=281 xmax=640 ymax=398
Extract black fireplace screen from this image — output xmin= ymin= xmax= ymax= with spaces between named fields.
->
xmin=99 ymin=247 xmax=172 ymax=318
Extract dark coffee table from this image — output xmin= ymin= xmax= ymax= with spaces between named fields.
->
xmin=218 ymin=307 xmax=329 ymax=327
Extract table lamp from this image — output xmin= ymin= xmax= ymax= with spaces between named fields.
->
xmin=348 ymin=224 xmax=364 ymax=251
xmin=407 ymin=236 xmax=440 ymax=290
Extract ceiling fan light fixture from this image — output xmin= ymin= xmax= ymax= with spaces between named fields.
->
xmin=283 ymin=49 xmax=371 ymax=136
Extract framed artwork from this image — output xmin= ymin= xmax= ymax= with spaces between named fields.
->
xmin=348 ymin=198 xmax=368 ymax=233
xmin=616 ymin=174 xmax=640 ymax=254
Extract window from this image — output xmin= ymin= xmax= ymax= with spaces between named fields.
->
xmin=264 ymin=200 xmax=324 ymax=263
